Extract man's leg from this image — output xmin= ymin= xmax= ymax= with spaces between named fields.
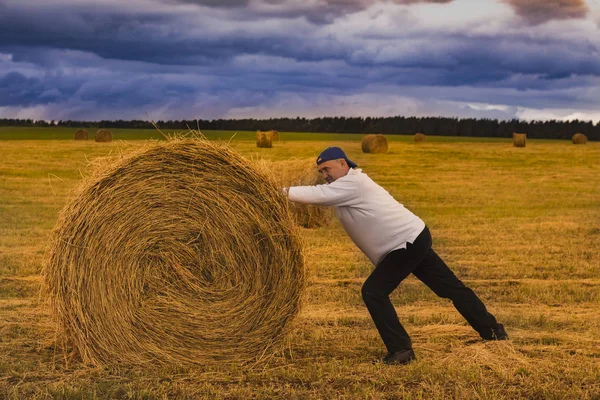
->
xmin=361 ymin=227 xmax=432 ymax=352
xmin=411 ymin=249 xmax=504 ymax=339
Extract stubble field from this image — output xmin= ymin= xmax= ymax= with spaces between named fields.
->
xmin=1 ymin=128 xmax=599 ymax=399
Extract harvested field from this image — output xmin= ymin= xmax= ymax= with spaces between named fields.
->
xmin=0 ymin=132 xmax=599 ymax=399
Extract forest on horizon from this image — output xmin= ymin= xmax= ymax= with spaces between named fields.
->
xmin=1 ymin=116 xmax=598 ymax=141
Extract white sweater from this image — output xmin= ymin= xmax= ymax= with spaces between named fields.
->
xmin=288 ymin=168 xmax=426 ymax=266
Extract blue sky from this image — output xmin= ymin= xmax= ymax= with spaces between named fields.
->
xmin=0 ymin=0 xmax=599 ymax=122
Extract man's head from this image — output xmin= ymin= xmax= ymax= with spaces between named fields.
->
xmin=316 ymin=147 xmax=357 ymax=184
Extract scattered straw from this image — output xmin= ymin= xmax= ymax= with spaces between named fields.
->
xmin=43 ymin=138 xmax=305 ymax=367
xmin=438 ymin=341 xmax=531 ymax=381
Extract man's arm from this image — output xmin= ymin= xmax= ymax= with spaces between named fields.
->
xmin=287 ymin=177 xmax=361 ymax=207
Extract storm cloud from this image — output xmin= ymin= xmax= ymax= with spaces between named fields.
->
xmin=0 ymin=0 xmax=599 ymax=122
xmin=168 ymin=0 xmax=455 ymax=24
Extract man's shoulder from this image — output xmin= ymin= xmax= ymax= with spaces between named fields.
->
xmin=336 ymin=169 xmax=363 ymax=184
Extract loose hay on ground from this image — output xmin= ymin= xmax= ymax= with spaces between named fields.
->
xmin=43 ymin=138 xmax=305 ymax=367
xmin=361 ymin=134 xmax=388 ymax=153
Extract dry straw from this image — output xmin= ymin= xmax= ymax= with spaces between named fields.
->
xmin=95 ymin=129 xmax=113 ymax=143
xmin=414 ymin=132 xmax=426 ymax=143
xmin=74 ymin=129 xmax=88 ymax=140
xmin=572 ymin=133 xmax=588 ymax=144
xmin=256 ymin=158 xmax=333 ymax=228
xmin=256 ymin=130 xmax=273 ymax=148
xmin=361 ymin=134 xmax=388 ymax=153
xmin=513 ymin=133 xmax=526 ymax=147
xmin=44 ymin=138 xmax=305 ymax=366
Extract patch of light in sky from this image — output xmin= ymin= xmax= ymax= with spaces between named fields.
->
xmin=405 ymin=0 xmax=513 ymax=29
xmin=517 ymin=107 xmax=600 ymax=123
xmin=467 ymin=102 xmax=513 ymax=112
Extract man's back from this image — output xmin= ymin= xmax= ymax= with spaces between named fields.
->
xmin=288 ymin=168 xmax=425 ymax=265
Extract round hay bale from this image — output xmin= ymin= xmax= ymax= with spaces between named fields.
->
xmin=572 ymin=133 xmax=588 ymax=144
xmin=44 ymin=139 xmax=304 ymax=366
xmin=269 ymin=130 xmax=280 ymax=141
xmin=361 ymin=134 xmax=388 ymax=153
xmin=414 ymin=132 xmax=426 ymax=143
xmin=95 ymin=129 xmax=113 ymax=143
xmin=513 ymin=133 xmax=526 ymax=147
xmin=256 ymin=130 xmax=272 ymax=148
xmin=74 ymin=129 xmax=88 ymax=141
xmin=257 ymin=158 xmax=333 ymax=228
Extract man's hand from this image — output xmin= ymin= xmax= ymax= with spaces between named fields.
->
xmin=282 ymin=187 xmax=289 ymax=197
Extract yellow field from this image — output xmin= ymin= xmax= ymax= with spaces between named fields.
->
xmin=1 ymin=136 xmax=599 ymax=399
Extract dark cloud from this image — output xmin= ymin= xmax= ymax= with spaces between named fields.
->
xmin=0 ymin=71 xmax=82 ymax=106
xmin=166 ymin=0 xmax=249 ymax=6
xmin=502 ymin=0 xmax=588 ymax=24
xmin=2 ymin=2 xmax=598 ymax=84
xmin=0 ymin=72 xmax=46 ymax=106
xmin=0 ymin=6 xmax=360 ymax=70
xmin=0 ymin=0 xmax=598 ymax=121
xmin=169 ymin=0 xmax=453 ymax=24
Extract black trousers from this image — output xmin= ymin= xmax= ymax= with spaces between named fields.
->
xmin=361 ymin=226 xmax=500 ymax=352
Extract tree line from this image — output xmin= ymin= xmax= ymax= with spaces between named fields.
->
xmin=1 ymin=116 xmax=598 ymax=140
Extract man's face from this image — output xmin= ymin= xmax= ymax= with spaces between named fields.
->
xmin=317 ymin=159 xmax=350 ymax=184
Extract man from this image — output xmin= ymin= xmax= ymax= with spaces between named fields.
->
xmin=283 ymin=147 xmax=507 ymax=365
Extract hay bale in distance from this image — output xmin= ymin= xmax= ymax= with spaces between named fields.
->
xmin=44 ymin=139 xmax=304 ymax=366
xmin=414 ymin=132 xmax=426 ymax=143
xmin=256 ymin=130 xmax=279 ymax=142
xmin=513 ymin=133 xmax=526 ymax=147
xmin=74 ymin=129 xmax=88 ymax=140
xmin=258 ymin=158 xmax=333 ymax=228
xmin=256 ymin=130 xmax=272 ymax=148
xmin=572 ymin=133 xmax=588 ymax=144
xmin=95 ymin=129 xmax=113 ymax=143
xmin=361 ymin=134 xmax=388 ymax=153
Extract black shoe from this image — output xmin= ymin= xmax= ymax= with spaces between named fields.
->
xmin=382 ymin=349 xmax=416 ymax=365
xmin=482 ymin=323 xmax=509 ymax=341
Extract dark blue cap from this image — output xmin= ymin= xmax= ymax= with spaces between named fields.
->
xmin=316 ymin=147 xmax=357 ymax=168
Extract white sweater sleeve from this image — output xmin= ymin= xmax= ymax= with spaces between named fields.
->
xmin=288 ymin=176 xmax=361 ymax=207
